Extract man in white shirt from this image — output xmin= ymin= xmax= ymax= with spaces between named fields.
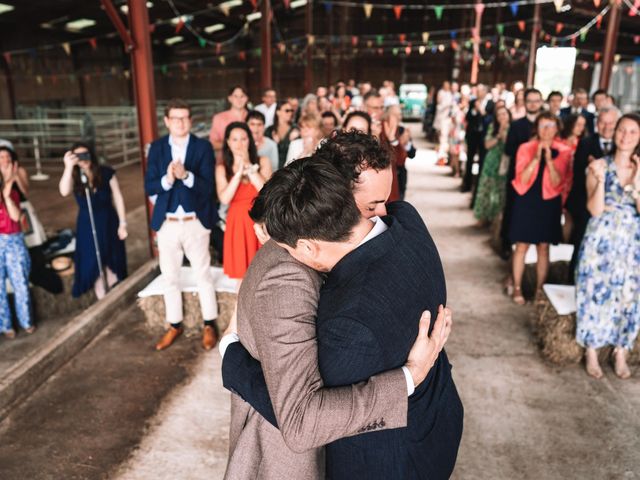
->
xmin=144 ymin=99 xmax=219 ymax=351
xmin=254 ymin=88 xmax=277 ymax=128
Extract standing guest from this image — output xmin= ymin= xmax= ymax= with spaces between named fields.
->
xmin=365 ymin=90 xmax=401 ymax=202
xmin=500 ymin=88 xmax=544 ymax=261
xmin=266 ymin=101 xmax=300 ymax=170
xmin=473 ymin=106 xmax=511 ymax=226
xmin=59 ymin=143 xmax=127 ymax=299
xmin=448 ymin=93 xmax=468 ymax=178
xmin=318 ymin=96 xmax=333 ymax=114
xmin=320 ymin=111 xmax=339 ymax=138
xmin=285 ymin=113 xmax=323 ymax=166
xmin=316 ymin=86 xmax=328 ymax=99
xmin=145 ymin=99 xmax=219 ymax=351
xmin=342 ymin=110 xmax=372 ymax=134
xmin=0 ymin=147 xmax=34 ymax=338
xmin=561 ymin=88 xmax=595 ymax=136
xmin=463 ymin=84 xmax=494 ymax=195
xmin=255 ymin=87 xmax=278 ymax=128
xmin=547 ymin=91 xmax=563 ymax=118
xmin=575 ymin=113 xmax=640 ymax=379
xmin=0 ymin=145 xmax=29 ymax=201
xmin=566 ymin=106 xmax=621 ymax=282
xmin=210 ymin=86 xmax=249 ymax=158
xmin=332 ymin=84 xmax=351 ymax=117
xmin=591 ymin=89 xmax=609 ymax=113
xmin=560 ymin=114 xmax=587 ymax=153
xmin=509 ymin=89 xmax=526 ymax=120
xmin=384 ymin=104 xmax=409 ymax=199
xmin=509 ymin=112 xmax=573 ymax=305
xmin=434 ymin=81 xmax=454 ymax=163
xmin=287 ymin=96 xmax=301 ymax=123
xmin=300 ymin=94 xmax=319 ymax=117
xmin=216 ymin=122 xmax=272 ymax=280
xmin=247 ymin=110 xmax=279 ymax=173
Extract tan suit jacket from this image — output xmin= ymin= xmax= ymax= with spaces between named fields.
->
xmin=225 ymin=241 xmax=408 ymax=480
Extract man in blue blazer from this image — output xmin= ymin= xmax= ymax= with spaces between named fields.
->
xmin=223 ymin=156 xmax=463 ymax=479
xmin=144 ymin=99 xmax=219 ymax=351
xmin=560 ymin=88 xmax=595 ymax=136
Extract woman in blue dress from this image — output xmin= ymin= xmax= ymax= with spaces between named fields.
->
xmin=576 ymin=113 xmax=640 ymax=379
xmin=58 ymin=143 xmax=128 ymax=299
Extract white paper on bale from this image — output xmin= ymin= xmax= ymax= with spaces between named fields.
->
xmin=137 ymin=266 xmax=239 ymax=298
xmin=522 ymin=243 xmax=574 ymax=264
xmin=542 ymin=284 xmax=577 ymax=315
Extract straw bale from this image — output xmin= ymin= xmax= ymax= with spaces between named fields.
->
xmin=522 ymin=261 xmax=570 ymax=299
xmin=533 ymin=294 xmax=640 ymax=366
xmin=489 ymin=214 xmax=503 ymax=255
xmin=31 ymin=274 xmax=96 ymax=320
xmin=138 ymin=291 xmax=237 ymax=335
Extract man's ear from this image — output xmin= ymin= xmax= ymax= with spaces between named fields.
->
xmin=296 ymin=239 xmax=320 ymax=260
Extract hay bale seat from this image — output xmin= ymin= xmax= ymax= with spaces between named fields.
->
xmin=533 ymin=285 xmax=640 ymax=365
xmin=521 ymin=244 xmax=574 ymax=299
xmin=137 ymin=266 xmax=238 ymax=335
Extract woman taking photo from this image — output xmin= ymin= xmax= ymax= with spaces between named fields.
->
xmin=265 ymin=101 xmax=299 ymax=169
xmin=576 ymin=113 xmax=640 ymax=379
xmin=0 ymin=146 xmax=34 ymax=338
xmin=59 ymin=143 xmax=128 ymax=299
xmin=509 ymin=112 xmax=573 ymax=305
xmin=216 ymin=122 xmax=272 ymax=280
xmin=473 ymin=105 xmax=511 ymax=226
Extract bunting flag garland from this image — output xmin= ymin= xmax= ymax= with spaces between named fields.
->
xmin=496 ymin=23 xmax=504 ymax=35
xmin=376 ymin=34 xmax=384 ymax=45
xmin=422 ymin=32 xmax=430 ymax=43
xmin=175 ymin=18 xmax=185 ymax=33
xmin=580 ymin=28 xmax=588 ymax=42
xmin=219 ymin=56 xmax=226 ymax=65
xmin=198 ymin=37 xmax=207 ymax=48
xmin=594 ymin=51 xmax=601 ymax=61
xmin=434 ymin=5 xmax=444 ymax=20
xmin=596 ymin=15 xmax=602 ymax=29
xmin=62 ymin=42 xmax=71 ymax=56
xmin=238 ymin=51 xmax=246 ymax=61
xmin=556 ymin=22 xmax=564 ymax=34
xmin=517 ymin=20 xmax=526 ymax=31
xmin=474 ymin=2 xmax=486 ymax=16
xmin=351 ymin=36 xmax=358 ymax=46
xmin=363 ymin=3 xmax=373 ymax=18
xmin=399 ymin=33 xmax=406 ymax=43
xmin=88 ymin=38 xmax=97 ymax=50
xmin=393 ymin=5 xmax=403 ymax=20
xmin=510 ymin=2 xmax=519 ymax=16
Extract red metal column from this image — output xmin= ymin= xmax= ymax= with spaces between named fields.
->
xmin=470 ymin=0 xmax=484 ymax=84
xmin=599 ymin=0 xmax=622 ymax=90
xmin=260 ymin=0 xmax=272 ymax=89
xmin=127 ymin=0 xmax=158 ymax=257
xmin=304 ymin=0 xmax=314 ymax=93
xmin=526 ymin=2 xmax=541 ymax=87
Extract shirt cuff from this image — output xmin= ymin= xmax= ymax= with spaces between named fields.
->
xmin=219 ymin=332 xmax=240 ymax=358
xmin=401 ymin=366 xmax=415 ymax=396
xmin=161 ymin=174 xmax=173 ymax=191
xmin=182 ymin=171 xmax=194 ymax=188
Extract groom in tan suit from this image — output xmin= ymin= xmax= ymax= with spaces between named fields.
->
xmin=222 ymin=132 xmax=452 ymax=479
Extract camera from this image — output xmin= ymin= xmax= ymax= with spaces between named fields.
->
xmin=76 ymin=152 xmax=91 ymax=161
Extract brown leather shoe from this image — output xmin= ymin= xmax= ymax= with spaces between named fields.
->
xmin=202 ymin=325 xmax=218 ymax=350
xmin=155 ymin=326 xmax=183 ymax=351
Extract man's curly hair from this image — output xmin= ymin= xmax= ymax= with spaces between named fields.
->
xmin=313 ymin=129 xmax=391 ymax=185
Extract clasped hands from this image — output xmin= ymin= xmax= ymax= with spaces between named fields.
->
xmin=166 ymin=160 xmax=188 ymax=184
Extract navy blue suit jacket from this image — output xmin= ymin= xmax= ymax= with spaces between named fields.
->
xmin=560 ymin=107 xmax=595 ymax=136
xmin=144 ymin=134 xmax=217 ymax=232
xmin=222 ymin=202 xmax=463 ymax=480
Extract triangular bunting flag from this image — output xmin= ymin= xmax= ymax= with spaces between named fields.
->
xmin=62 ymin=42 xmax=71 ymax=56
xmin=393 ymin=5 xmax=403 ymax=20
xmin=161 ymin=65 xmax=168 ymax=75
xmin=451 ymin=40 xmax=459 ymax=50
xmin=474 ymin=2 xmax=485 ymax=17
xmin=634 ymin=35 xmax=640 ymax=44
xmin=594 ymin=52 xmax=601 ymax=61
xmin=89 ymin=38 xmax=97 ymax=50
xmin=175 ymin=19 xmax=185 ymax=33
xmin=509 ymin=2 xmax=518 ymax=17
xmin=496 ymin=24 xmax=504 ymax=36
xmin=514 ymin=38 xmax=522 ymax=48
xmin=3 ymin=52 xmax=11 ymax=65
xmin=307 ymin=34 xmax=315 ymax=45
xmin=405 ymin=45 xmax=411 ymax=55
xmin=283 ymin=0 xmax=290 ymax=8
xmin=450 ymin=30 xmax=457 ymax=39
xmin=219 ymin=56 xmax=226 ymax=65
xmin=553 ymin=0 xmax=564 ymax=13
xmin=434 ymin=5 xmax=444 ymax=21
xmin=363 ymin=3 xmax=373 ymax=19
xmin=180 ymin=62 xmax=188 ymax=72
xmin=36 ymin=75 xmax=43 ymax=85
xmin=593 ymin=0 xmax=600 ymax=6
xmin=376 ymin=35 xmax=383 ymax=45
xmin=199 ymin=37 xmax=207 ymax=48
xmin=556 ymin=23 xmax=564 ymax=34
xmin=124 ymin=70 xmax=130 ymax=79
xmin=351 ymin=36 xmax=358 ymax=47
xmin=238 ymin=51 xmax=246 ymax=61
xmin=580 ymin=28 xmax=588 ymax=42
xmin=422 ymin=32 xmax=430 ymax=43
xmin=399 ymin=34 xmax=406 ymax=43
xmin=596 ymin=15 xmax=602 ymax=29
xmin=570 ymin=37 xmax=576 ymax=47
xmin=517 ymin=20 xmax=526 ymax=32
xmin=419 ymin=45 xmax=426 ymax=54
xmin=216 ymin=43 xmax=222 ymax=55
xmin=249 ymin=0 xmax=257 ymax=10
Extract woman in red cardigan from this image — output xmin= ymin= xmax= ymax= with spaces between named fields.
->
xmin=509 ymin=112 xmax=573 ymax=304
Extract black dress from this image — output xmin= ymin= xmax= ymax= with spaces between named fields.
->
xmin=508 ymin=153 xmax=562 ymax=245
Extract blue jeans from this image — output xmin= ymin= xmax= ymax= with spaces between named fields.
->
xmin=0 ymin=233 xmax=33 ymax=332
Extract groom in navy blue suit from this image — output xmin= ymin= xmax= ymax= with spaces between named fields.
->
xmin=144 ymin=99 xmax=220 ymax=351
xmin=222 ymin=157 xmax=463 ymax=479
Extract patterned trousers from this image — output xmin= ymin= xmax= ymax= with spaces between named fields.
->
xmin=0 ymin=233 xmax=33 ymax=332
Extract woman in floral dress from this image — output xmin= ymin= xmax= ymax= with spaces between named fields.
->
xmin=473 ymin=105 xmax=511 ymax=226
xmin=576 ymin=113 xmax=640 ymax=379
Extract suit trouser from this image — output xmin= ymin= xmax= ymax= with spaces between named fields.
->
xmin=463 ymin=132 xmax=484 ymax=191
xmin=157 ymin=219 xmax=218 ymax=324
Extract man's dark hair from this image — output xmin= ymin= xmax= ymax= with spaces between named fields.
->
xmin=573 ymin=88 xmax=588 ymax=95
xmin=343 ymin=111 xmax=372 ymax=134
xmin=547 ymin=91 xmax=562 ymax=102
xmin=314 ymin=129 xmax=390 ymax=185
xmin=249 ymin=157 xmax=360 ymax=248
xmin=523 ymin=88 xmax=542 ymax=102
xmin=246 ymin=110 xmax=266 ymax=124
xmin=321 ymin=111 xmax=339 ymax=126
xmin=164 ymin=98 xmax=191 ymax=118
xmin=591 ymin=88 xmax=607 ymax=101
xmin=363 ymin=89 xmax=381 ymax=103
xmin=262 ymin=87 xmax=276 ymax=96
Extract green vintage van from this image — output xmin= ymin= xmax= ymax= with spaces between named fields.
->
xmin=399 ymin=84 xmax=428 ymax=120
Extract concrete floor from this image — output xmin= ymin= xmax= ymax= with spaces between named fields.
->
xmin=1 ymin=128 xmax=639 ymax=479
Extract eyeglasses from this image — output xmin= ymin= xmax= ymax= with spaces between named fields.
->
xmin=168 ymin=116 xmax=190 ymax=122
xmin=539 ymin=122 xmax=557 ymax=129
xmin=282 ymin=109 xmax=294 ymax=113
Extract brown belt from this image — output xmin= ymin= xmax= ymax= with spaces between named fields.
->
xmin=166 ymin=215 xmax=196 ymax=222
